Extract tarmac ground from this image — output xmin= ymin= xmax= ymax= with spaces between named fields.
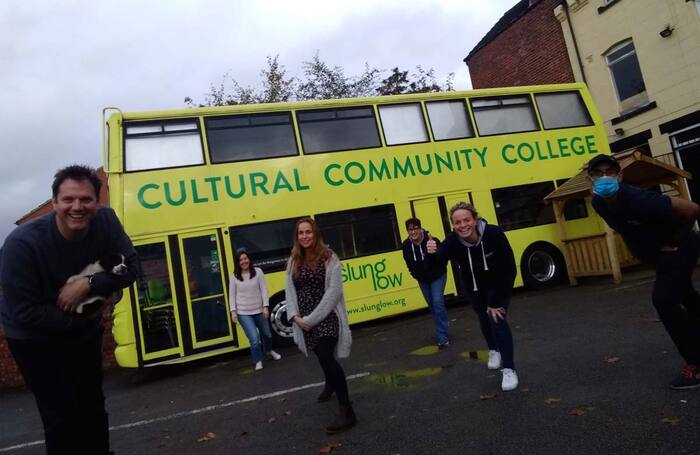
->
xmin=1 ymin=267 xmax=699 ymax=454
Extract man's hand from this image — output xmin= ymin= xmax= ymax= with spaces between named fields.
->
xmin=231 ymin=311 xmax=238 ymax=323
xmin=57 ymin=277 xmax=91 ymax=313
xmin=426 ymin=234 xmax=437 ymax=254
xmin=262 ymin=307 xmax=270 ymax=319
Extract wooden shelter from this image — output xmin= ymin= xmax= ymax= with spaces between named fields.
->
xmin=544 ymin=150 xmax=691 ymax=285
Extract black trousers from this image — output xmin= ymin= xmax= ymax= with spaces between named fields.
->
xmin=7 ymin=329 xmax=110 ymax=455
xmin=652 ymin=234 xmax=700 ymax=365
xmin=313 ymin=336 xmax=350 ymax=406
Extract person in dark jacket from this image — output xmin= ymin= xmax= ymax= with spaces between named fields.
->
xmin=588 ymin=154 xmax=700 ymax=390
xmin=401 ymin=217 xmax=449 ymax=348
xmin=0 ymin=165 xmax=137 ymax=454
xmin=427 ymin=202 xmax=519 ymax=391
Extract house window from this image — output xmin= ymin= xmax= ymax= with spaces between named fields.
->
xmin=605 ymin=40 xmax=647 ymax=110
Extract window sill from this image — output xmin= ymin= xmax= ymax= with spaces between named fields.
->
xmin=598 ymin=0 xmax=621 ymax=14
xmin=611 ymin=101 xmax=657 ymax=125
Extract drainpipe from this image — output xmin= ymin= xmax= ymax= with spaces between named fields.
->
xmin=562 ymin=1 xmax=587 ymax=84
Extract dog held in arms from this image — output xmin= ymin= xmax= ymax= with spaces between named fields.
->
xmin=66 ymin=254 xmax=128 ymax=314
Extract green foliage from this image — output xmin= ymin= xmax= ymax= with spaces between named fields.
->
xmin=185 ymin=53 xmax=454 ymax=107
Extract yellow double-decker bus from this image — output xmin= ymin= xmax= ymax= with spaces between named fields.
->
xmin=104 ymin=83 xmax=608 ymax=368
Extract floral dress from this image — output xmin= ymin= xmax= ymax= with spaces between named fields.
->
xmin=293 ymin=260 xmax=339 ymax=352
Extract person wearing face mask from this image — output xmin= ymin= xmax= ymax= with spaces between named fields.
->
xmin=426 ymin=202 xmax=519 ymax=392
xmin=588 ymin=154 xmax=700 ymax=390
xmin=401 ymin=217 xmax=449 ymax=348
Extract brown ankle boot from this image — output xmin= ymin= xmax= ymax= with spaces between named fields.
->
xmin=325 ymin=404 xmax=356 ymax=434
xmin=317 ymin=386 xmax=334 ymax=403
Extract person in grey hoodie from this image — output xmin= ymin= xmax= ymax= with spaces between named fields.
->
xmin=427 ymin=202 xmax=519 ymax=391
xmin=401 ymin=217 xmax=449 ymax=348
xmin=285 ymin=217 xmax=355 ymax=434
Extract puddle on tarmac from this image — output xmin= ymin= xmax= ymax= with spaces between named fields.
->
xmin=460 ymin=350 xmax=489 ymax=365
xmin=410 ymin=346 xmax=440 ymax=356
xmin=368 ymin=367 xmax=442 ymax=388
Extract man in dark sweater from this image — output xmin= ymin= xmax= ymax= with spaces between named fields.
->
xmin=401 ymin=217 xmax=449 ymax=348
xmin=588 ymin=154 xmax=700 ymax=390
xmin=0 ymin=165 xmax=137 ymax=454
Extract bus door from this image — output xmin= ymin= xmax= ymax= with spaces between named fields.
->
xmin=132 ymin=238 xmax=185 ymax=363
xmin=409 ymin=197 xmax=456 ymax=296
xmin=177 ymin=229 xmax=236 ymax=351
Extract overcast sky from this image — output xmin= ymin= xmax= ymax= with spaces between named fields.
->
xmin=0 ymin=0 xmax=517 ymax=244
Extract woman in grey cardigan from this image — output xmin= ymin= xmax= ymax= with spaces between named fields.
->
xmin=285 ymin=217 xmax=355 ymax=434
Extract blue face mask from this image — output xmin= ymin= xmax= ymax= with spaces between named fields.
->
xmin=593 ymin=176 xmax=620 ymax=198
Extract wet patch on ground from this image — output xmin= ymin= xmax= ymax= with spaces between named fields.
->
xmin=367 ymin=367 xmax=443 ymax=388
xmin=410 ymin=346 xmax=440 ymax=356
xmin=460 ymin=350 xmax=489 ymax=365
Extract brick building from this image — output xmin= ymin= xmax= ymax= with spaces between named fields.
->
xmin=464 ymin=0 xmax=575 ymax=89
xmin=0 ymin=168 xmax=117 ymax=388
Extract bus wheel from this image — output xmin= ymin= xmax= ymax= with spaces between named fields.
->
xmin=269 ymin=294 xmax=294 ymax=346
xmin=520 ymin=243 xmax=566 ymax=290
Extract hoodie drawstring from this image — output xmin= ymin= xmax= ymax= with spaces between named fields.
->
xmin=481 ymin=242 xmax=489 ymax=270
xmin=467 ymin=248 xmax=478 ymax=291
xmin=411 ymin=242 xmax=424 ymax=262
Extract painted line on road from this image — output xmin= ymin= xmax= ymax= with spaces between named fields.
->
xmin=0 ymin=371 xmax=370 ymax=453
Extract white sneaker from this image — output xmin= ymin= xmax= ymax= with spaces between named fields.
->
xmin=254 ymin=361 xmax=263 ymax=371
xmin=501 ymin=368 xmax=518 ymax=391
xmin=267 ymin=350 xmax=282 ymax=361
xmin=487 ymin=350 xmax=502 ymax=370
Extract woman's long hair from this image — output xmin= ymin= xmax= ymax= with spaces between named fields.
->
xmin=290 ymin=217 xmax=332 ymax=278
xmin=233 ymin=249 xmax=257 ymax=281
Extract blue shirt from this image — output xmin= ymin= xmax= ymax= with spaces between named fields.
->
xmin=592 ymin=184 xmax=673 ymax=264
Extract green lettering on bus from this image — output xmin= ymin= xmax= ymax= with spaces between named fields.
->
xmin=435 ymin=152 xmax=453 ymax=173
xmin=501 ymin=144 xmax=517 ymax=164
xmin=250 ymin=172 xmax=269 ymax=196
xmin=393 ymin=156 xmax=416 ymax=178
xmin=204 ymin=176 xmax=221 ymax=201
xmin=293 ymin=168 xmax=310 ymax=190
xmin=584 ymin=135 xmax=598 ymax=154
xmin=164 ymin=181 xmax=187 ymax=206
xmin=191 ymin=179 xmax=208 ymax=203
xmin=369 ymin=159 xmax=391 ymax=182
xmin=415 ymin=154 xmax=433 ymax=175
xmin=324 ymin=163 xmax=343 ymax=186
xmin=272 ymin=171 xmax=293 ymax=193
xmin=224 ymin=174 xmax=246 ymax=199
xmin=344 ymin=161 xmax=366 ymax=184
xmin=137 ymin=183 xmax=162 ymax=209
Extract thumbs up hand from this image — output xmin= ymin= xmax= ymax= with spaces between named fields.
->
xmin=426 ymin=234 xmax=437 ymax=254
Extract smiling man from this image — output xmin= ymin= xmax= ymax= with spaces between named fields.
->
xmin=588 ymin=154 xmax=700 ymax=390
xmin=0 ymin=164 xmax=137 ymax=454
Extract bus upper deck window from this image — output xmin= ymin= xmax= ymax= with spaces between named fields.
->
xmin=124 ymin=120 xmax=204 ymax=172
xmin=535 ymin=92 xmax=594 ymax=130
xmin=470 ymin=95 xmax=539 ymax=136
xmin=205 ymin=112 xmax=298 ymax=163
xmin=426 ymin=100 xmax=474 ymax=141
xmin=297 ymin=106 xmax=381 ymax=154
xmin=378 ymin=103 xmax=429 ymax=146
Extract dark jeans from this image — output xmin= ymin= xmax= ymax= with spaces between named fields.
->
xmin=653 ymin=234 xmax=700 ymax=365
xmin=7 ymin=330 xmax=110 ymax=455
xmin=313 ymin=337 xmax=350 ymax=406
xmin=469 ymin=289 xmax=515 ymax=370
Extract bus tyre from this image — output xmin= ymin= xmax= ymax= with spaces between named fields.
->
xmin=520 ymin=243 xmax=566 ymax=290
xmin=269 ymin=294 xmax=294 ymax=346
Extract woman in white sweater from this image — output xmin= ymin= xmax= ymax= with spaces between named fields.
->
xmin=229 ymin=249 xmax=281 ymax=370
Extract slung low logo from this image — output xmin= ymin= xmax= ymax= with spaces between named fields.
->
xmin=342 ymin=258 xmax=403 ymax=291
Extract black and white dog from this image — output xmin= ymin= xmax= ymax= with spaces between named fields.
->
xmin=67 ymin=254 xmax=128 ymax=314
